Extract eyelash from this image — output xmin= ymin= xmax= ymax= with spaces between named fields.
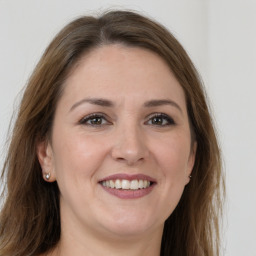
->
xmin=79 ymin=113 xmax=110 ymax=126
xmin=79 ymin=113 xmax=175 ymax=127
xmin=145 ymin=113 xmax=175 ymax=126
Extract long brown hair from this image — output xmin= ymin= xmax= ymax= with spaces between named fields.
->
xmin=0 ymin=10 xmax=224 ymax=256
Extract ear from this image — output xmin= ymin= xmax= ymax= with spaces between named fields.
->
xmin=37 ymin=140 xmax=56 ymax=182
xmin=185 ymin=141 xmax=197 ymax=184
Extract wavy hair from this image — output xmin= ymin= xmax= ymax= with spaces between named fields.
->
xmin=0 ymin=10 xmax=224 ymax=256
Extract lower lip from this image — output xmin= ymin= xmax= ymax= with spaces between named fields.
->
xmin=100 ymin=184 xmax=155 ymax=199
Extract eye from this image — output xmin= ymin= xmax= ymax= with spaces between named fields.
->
xmin=79 ymin=113 xmax=110 ymax=126
xmin=146 ymin=113 xmax=175 ymax=126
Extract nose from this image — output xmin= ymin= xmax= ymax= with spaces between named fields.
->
xmin=111 ymin=124 xmax=149 ymax=166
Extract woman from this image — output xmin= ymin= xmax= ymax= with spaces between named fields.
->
xmin=0 ymin=10 xmax=224 ymax=256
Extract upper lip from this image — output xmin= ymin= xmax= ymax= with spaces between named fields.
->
xmin=98 ymin=173 xmax=157 ymax=183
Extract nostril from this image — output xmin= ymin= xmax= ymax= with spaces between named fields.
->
xmin=115 ymin=156 xmax=144 ymax=166
xmin=110 ymin=132 xmax=149 ymax=165
xmin=112 ymin=148 xmax=146 ymax=165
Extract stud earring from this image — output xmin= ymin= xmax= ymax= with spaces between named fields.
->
xmin=45 ymin=173 xmax=51 ymax=180
xmin=189 ymin=175 xmax=192 ymax=178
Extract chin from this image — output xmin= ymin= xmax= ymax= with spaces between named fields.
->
xmin=98 ymin=211 xmax=161 ymax=238
xmin=104 ymin=223 xmax=153 ymax=238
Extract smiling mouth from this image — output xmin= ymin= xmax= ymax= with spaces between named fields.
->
xmin=99 ymin=174 xmax=156 ymax=199
xmin=100 ymin=179 xmax=153 ymax=190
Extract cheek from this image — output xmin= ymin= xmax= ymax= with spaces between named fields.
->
xmin=153 ymin=134 xmax=191 ymax=181
xmin=151 ymin=135 xmax=191 ymax=216
xmin=52 ymin=131 xmax=107 ymax=183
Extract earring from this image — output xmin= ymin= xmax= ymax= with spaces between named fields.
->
xmin=189 ymin=175 xmax=192 ymax=178
xmin=45 ymin=173 xmax=51 ymax=180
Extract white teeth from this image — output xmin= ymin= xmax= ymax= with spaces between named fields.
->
xmin=138 ymin=179 xmax=144 ymax=189
xmin=101 ymin=179 xmax=151 ymax=190
xmin=115 ymin=179 xmax=122 ymax=189
xmin=110 ymin=180 xmax=115 ymax=188
xmin=121 ymin=180 xmax=130 ymax=189
xmin=130 ymin=180 xmax=139 ymax=190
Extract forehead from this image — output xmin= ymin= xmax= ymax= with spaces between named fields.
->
xmin=61 ymin=44 xmax=186 ymax=108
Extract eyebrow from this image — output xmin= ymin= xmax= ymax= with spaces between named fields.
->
xmin=70 ymin=98 xmax=114 ymax=112
xmin=144 ymin=99 xmax=183 ymax=113
xmin=70 ymin=98 xmax=182 ymax=113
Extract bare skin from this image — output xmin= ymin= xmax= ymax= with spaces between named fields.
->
xmin=38 ymin=44 xmax=196 ymax=256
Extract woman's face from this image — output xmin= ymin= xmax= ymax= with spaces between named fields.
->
xmin=38 ymin=44 xmax=196 ymax=240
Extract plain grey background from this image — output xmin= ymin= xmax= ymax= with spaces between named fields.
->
xmin=1 ymin=0 xmax=256 ymax=255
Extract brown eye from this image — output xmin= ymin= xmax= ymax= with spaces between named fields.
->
xmin=146 ymin=113 xmax=175 ymax=126
xmin=152 ymin=116 xmax=164 ymax=125
xmin=79 ymin=114 xmax=110 ymax=126
xmin=89 ymin=117 xmax=103 ymax=125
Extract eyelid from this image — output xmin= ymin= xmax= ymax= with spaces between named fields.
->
xmin=145 ymin=112 xmax=175 ymax=126
xmin=78 ymin=112 xmax=175 ymax=127
xmin=79 ymin=112 xmax=111 ymax=126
